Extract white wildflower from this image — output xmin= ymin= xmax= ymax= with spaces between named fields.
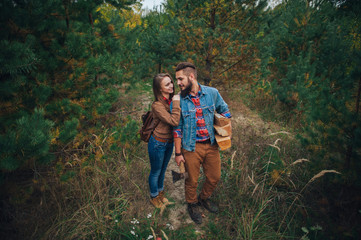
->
xmin=131 ymin=218 xmax=139 ymax=224
xmin=147 ymin=235 xmax=154 ymax=240
xmin=115 ymin=220 xmax=118 ymax=223
xmin=147 ymin=213 xmax=152 ymax=218
xmin=130 ymin=230 xmax=135 ymax=235
xmin=166 ymin=223 xmax=174 ymax=230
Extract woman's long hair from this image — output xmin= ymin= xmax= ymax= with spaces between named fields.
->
xmin=152 ymin=73 xmax=175 ymax=101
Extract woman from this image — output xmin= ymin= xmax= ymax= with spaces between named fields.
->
xmin=148 ymin=73 xmax=180 ymax=208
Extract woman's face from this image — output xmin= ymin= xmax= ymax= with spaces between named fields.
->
xmin=160 ymin=77 xmax=174 ymax=95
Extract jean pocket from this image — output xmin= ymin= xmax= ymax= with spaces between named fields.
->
xmin=154 ymin=140 xmax=167 ymax=149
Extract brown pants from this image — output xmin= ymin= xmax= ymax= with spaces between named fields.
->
xmin=182 ymin=142 xmax=221 ymax=203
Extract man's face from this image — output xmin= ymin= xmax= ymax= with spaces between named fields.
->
xmin=176 ymin=70 xmax=192 ymax=97
xmin=176 ymin=70 xmax=192 ymax=90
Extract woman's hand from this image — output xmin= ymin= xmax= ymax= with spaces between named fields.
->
xmin=173 ymin=94 xmax=180 ymax=101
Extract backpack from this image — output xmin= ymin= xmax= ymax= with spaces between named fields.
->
xmin=139 ymin=110 xmax=160 ymax=142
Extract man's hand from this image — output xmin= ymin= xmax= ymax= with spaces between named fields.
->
xmin=175 ymin=155 xmax=185 ymax=166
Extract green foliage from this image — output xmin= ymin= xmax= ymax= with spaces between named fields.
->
xmin=58 ymin=118 xmax=79 ymax=143
xmin=139 ymin=10 xmax=181 ymax=74
xmin=0 ymin=40 xmax=37 ymax=76
xmin=0 ymin=109 xmax=54 ymax=171
xmin=117 ymin=117 xmax=140 ymax=146
xmin=165 ymin=0 xmax=267 ymax=85
xmin=0 ymin=0 xmax=137 ymax=175
xmin=257 ymin=0 xmax=361 ymax=173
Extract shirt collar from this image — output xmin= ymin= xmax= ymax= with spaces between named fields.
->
xmin=189 ymin=84 xmax=202 ymax=98
xmin=162 ymin=96 xmax=171 ymax=105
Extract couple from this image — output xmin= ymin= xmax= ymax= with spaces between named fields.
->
xmin=147 ymin=62 xmax=231 ymax=224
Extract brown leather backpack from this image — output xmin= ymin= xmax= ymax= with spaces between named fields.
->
xmin=139 ymin=111 xmax=160 ymax=142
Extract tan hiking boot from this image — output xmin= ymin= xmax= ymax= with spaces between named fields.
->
xmin=159 ymin=191 xmax=175 ymax=205
xmin=159 ymin=191 xmax=169 ymax=204
xmin=150 ymin=195 xmax=164 ymax=208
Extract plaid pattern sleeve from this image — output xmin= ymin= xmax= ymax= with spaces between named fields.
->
xmin=173 ymin=128 xmax=182 ymax=138
xmin=220 ymin=110 xmax=232 ymax=118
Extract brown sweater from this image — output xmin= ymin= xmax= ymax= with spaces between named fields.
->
xmin=151 ymin=99 xmax=181 ymax=140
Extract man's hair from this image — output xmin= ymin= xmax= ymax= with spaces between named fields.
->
xmin=176 ymin=62 xmax=197 ymax=79
xmin=152 ymin=73 xmax=175 ymax=101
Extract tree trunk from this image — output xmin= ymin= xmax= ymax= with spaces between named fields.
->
xmin=158 ymin=62 xmax=161 ymax=73
xmin=204 ymin=7 xmax=216 ymax=86
xmin=88 ymin=13 xmax=94 ymax=28
xmin=63 ymin=0 xmax=70 ymax=30
xmin=345 ymin=76 xmax=361 ymax=169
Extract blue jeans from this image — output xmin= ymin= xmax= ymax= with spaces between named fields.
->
xmin=148 ymin=135 xmax=174 ymax=198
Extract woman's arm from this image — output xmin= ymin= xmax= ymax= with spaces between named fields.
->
xmin=152 ymin=99 xmax=181 ymax=126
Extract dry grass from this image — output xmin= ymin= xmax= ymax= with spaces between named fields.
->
xmin=212 ymin=91 xmax=341 ymax=239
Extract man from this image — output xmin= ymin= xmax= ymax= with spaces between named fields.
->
xmin=173 ymin=62 xmax=231 ymax=224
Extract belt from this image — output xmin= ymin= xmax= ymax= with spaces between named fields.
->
xmin=153 ymin=134 xmax=173 ymax=143
xmin=196 ymin=139 xmax=211 ymax=144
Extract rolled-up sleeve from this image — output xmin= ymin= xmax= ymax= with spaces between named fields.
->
xmin=220 ymin=110 xmax=232 ymax=118
xmin=173 ymin=109 xmax=183 ymax=138
xmin=215 ymin=90 xmax=231 ymax=118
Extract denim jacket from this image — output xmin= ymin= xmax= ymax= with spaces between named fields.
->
xmin=173 ymin=84 xmax=230 ymax=152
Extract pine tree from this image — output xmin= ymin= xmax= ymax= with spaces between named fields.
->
xmin=258 ymin=0 xmax=361 ymax=176
xmin=139 ymin=9 xmax=181 ymax=75
xmin=165 ymin=0 xmax=267 ymax=86
xmin=0 ymin=0 xmax=136 ymax=175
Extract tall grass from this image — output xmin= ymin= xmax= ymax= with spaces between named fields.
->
xmin=214 ymin=126 xmax=329 ymax=239
xmin=44 ymin=158 xmax=128 ymax=238
xmin=205 ymin=89 xmax=340 ymax=239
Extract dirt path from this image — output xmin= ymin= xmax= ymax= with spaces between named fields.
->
xmin=137 ymin=89 xmax=283 ymax=234
xmin=159 ymin=92 xmax=278 ymax=232
xmin=163 ymin=151 xmax=214 ymax=234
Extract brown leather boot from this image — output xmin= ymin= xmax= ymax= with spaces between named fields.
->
xmin=198 ymin=196 xmax=219 ymax=213
xmin=158 ymin=191 xmax=169 ymax=204
xmin=150 ymin=195 xmax=164 ymax=208
xmin=159 ymin=191 xmax=175 ymax=206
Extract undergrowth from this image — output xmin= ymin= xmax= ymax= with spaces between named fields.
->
xmin=1 ymin=85 xmax=341 ymax=240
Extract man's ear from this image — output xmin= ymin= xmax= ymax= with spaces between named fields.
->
xmin=189 ymin=73 xmax=195 ymax=82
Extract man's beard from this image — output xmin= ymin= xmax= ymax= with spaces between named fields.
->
xmin=180 ymin=79 xmax=192 ymax=98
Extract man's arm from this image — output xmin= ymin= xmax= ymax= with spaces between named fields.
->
xmin=215 ymin=89 xmax=231 ymax=118
xmin=174 ymin=137 xmax=185 ymax=166
xmin=173 ymin=110 xmax=185 ymax=166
